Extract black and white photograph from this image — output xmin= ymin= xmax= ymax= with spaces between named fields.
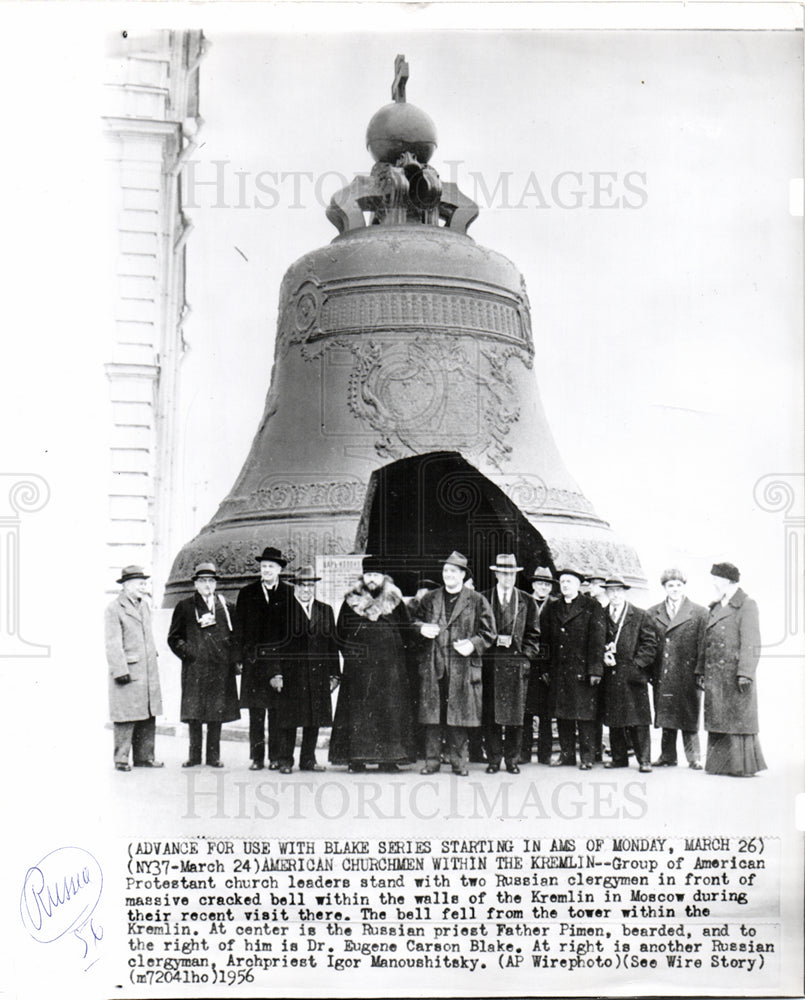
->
xmin=2 ymin=3 xmax=803 ymax=998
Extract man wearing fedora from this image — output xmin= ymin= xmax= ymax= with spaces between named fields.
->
xmin=415 ymin=551 xmax=496 ymax=776
xmin=600 ymin=577 xmax=659 ymax=773
xmin=105 ymin=566 xmax=163 ymax=771
xmin=522 ymin=567 xmax=557 ymax=764
xmin=167 ymin=563 xmax=240 ymax=768
xmin=330 ymin=556 xmax=416 ymax=772
xmin=235 ymin=546 xmax=295 ymax=770
xmin=481 ymin=554 xmax=541 ymax=774
xmin=273 ymin=566 xmax=340 ymax=774
xmin=697 ymin=562 xmax=766 ymax=777
xmin=541 ymin=568 xmax=606 ymax=769
xmin=646 ymin=568 xmax=706 ymax=769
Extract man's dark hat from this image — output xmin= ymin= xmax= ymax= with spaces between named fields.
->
xmin=530 ymin=566 xmax=554 ymax=583
xmin=290 ymin=564 xmax=322 ymax=583
xmin=555 ymin=567 xmax=584 ymax=582
xmin=584 ymin=571 xmax=607 ymax=585
xmin=604 ymin=576 xmax=630 ymax=590
xmin=255 ymin=546 xmax=288 ymax=567
xmin=362 ymin=555 xmax=385 ymax=575
xmin=117 ymin=565 xmax=149 ymax=584
xmin=711 ymin=562 xmax=740 ymax=583
xmin=444 ymin=550 xmax=469 ymax=571
xmin=192 ymin=562 xmax=218 ymax=580
xmin=417 ymin=577 xmax=439 ymax=591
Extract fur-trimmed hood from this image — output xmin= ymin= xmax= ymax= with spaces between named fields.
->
xmin=345 ymin=577 xmax=404 ymax=620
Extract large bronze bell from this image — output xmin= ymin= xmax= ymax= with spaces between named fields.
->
xmin=165 ymin=56 xmax=644 ymax=603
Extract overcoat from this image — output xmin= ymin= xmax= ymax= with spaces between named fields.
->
xmin=167 ymin=593 xmax=240 ymax=724
xmin=542 ymin=594 xmax=606 ymax=722
xmin=646 ymin=596 xmax=706 ymax=732
xmin=524 ymin=596 xmax=555 ymax=715
xmin=275 ymin=598 xmax=340 ymax=729
xmin=330 ymin=582 xmax=415 ymax=763
xmin=235 ymin=580 xmax=295 ymax=709
xmin=415 ymin=587 xmax=496 ymax=728
xmin=481 ymin=587 xmax=541 ymax=726
xmin=105 ymin=593 xmax=163 ymax=722
xmin=699 ymin=589 xmax=761 ymax=734
xmin=601 ymin=603 xmax=658 ymax=728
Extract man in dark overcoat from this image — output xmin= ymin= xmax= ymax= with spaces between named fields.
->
xmin=697 ymin=562 xmax=766 ymax=776
xmin=521 ymin=567 xmax=556 ymax=764
xmin=481 ymin=554 xmax=540 ymax=774
xmin=330 ymin=557 xmax=415 ymax=772
xmin=105 ymin=565 xmax=163 ymax=771
xmin=167 ymin=562 xmax=240 ymax=768
xmin=646 ymin=568 xmax=706 ymax=769
xmin=541 ymin=568 xmax=606 ymax=770
xmin=273 ymin=566 xmax=340 ymax=773
xmin=234 ymin=545 xmax=295 ymax=771
xmin=601 ymin=577 xmax=659 ymax=772
xmin=415 ymin=551 xmax=496 ymax=776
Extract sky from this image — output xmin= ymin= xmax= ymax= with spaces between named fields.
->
xmin=174 ymin=27 xmax=803 ymax=611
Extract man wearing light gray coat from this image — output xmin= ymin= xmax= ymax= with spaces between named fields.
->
xmin=105 ymin=565 xmax=163 ymax=771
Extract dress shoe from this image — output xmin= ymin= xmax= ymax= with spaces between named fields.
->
xmin=182 ymin=760 xmax=201 ymax=768
xmin=518 ymin=754 xmax=532 ymax=765
xmin=638 ymin=763 xmax=653 ymax=773
xmin=376 ymin=763 xmax=399 ymax=773
xmin=537 ymin=757 xmax=553 ymax=766
xmin=452 ymin=767 xmax=469 ymax=777
xmin=134 ymin=760 xmax=164 ymax=768
xmin=348 ymin=762 xmax=367 ymax=773
xmin=207 ymin=761 xmax=224 ymax=768
xmin=485 ymin=764 xmax=500 ymax=774
xmin=268 ymin=761 xmax=280 ymax=770
xmin=300 ymin=763 xmax=326 ymax=772
xmin=279 ymin=765 xmax=293 ymax=775
xmin=689 ymin=761 xmax=703 ymax=770
xmin=550 ymin=756 xmax=576 ymax=767
xmin=652 ymin=758 xmax=677 ymax=767
xmin=578 ymin=762 xmax=592 ymax=771
xmin=420 ymin=765 xmax=440 ymax=775
xmin=115 ymin=762 xmax=131 ymax=772
xmin=506 ymin=763 xmax=521 ymax=775
xmin=249 ymin=761 xmax=264 ymax=771
xmin=604 ymin=761 xmax=628 ymax=769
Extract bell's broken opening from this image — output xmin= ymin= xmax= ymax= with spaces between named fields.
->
xmin=358 ymin=452 xmax=554 ymax=594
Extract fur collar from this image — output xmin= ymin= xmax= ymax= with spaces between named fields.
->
xmin=345 ymin=578 xmax=403 ymax=620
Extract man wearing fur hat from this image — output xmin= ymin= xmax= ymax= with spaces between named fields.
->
xmin=697 ymin=562 xmax=766 ymax=776
xmin=167 ymin=563 xmax=240 ymax=768
xmin=105 ymin=566 xmax=163 ymax=771
xmin=235 ymin=546 xmax=295 ymax=771
xmin=415 ymin=551 xmax=496 ymax=776
xmin=646 ymin=568 xmax=706 ymax=769
xmin=481 ymin=554 xmax=541 ymax=774
xmin=329 ymin=557 xmax=415 ymax=772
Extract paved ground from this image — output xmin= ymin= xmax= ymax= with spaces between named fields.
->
xmin=101 ymin=658 xmax=801 ymax=841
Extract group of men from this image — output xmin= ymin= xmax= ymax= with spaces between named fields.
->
xmin=105 ymin=547 xmax=764 ymax=779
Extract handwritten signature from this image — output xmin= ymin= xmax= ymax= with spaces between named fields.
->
xmin=20 ymin=846 xmax=103 ymax=970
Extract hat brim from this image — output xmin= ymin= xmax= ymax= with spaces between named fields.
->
xmin=293 ymin=576 xmax=322 ymax=583
xmin=490 ymin=564 xmax=524 ymax=572
xmin=255 ymin=556 xmax=288 ymax=567
xmin=118 ymin=574 xmax=149 ymax=584
xmin=193 ymin=573 xmax=218 ymax=580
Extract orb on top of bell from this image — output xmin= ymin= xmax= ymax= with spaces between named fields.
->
xmin=366 ymin=54 xmax=438 ymax=165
